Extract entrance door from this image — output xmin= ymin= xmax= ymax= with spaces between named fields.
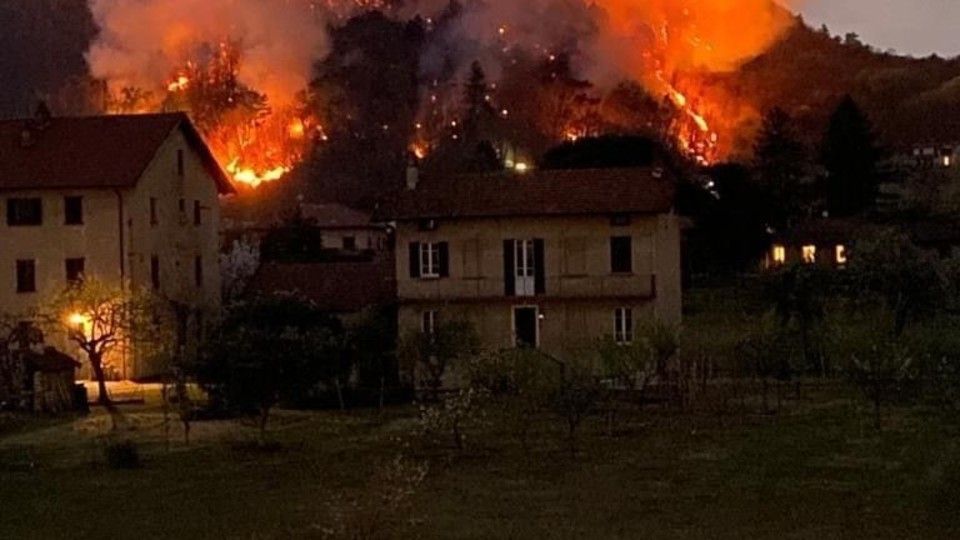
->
xmin=514 ymin=307 xmax=539 ymax=348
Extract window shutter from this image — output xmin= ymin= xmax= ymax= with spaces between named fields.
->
xmin=534 ymin=239 xmax=546 ymax=295
xmin=409 ymin=242 xmax=421 ymax=278
xmin=438 ymin=242 xmax=450 ymax=277
xmin=503 ymin=239 xmax=515 ymax=297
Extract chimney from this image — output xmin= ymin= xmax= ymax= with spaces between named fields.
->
xmin=405 ymin=162 xmax=419 ymax=191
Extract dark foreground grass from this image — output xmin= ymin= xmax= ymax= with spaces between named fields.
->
xmin=2 ymin=384 xmax=960 ymax=539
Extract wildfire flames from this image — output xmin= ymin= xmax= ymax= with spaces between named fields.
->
xmin=88 ymin=0 xmax=796 ymax=186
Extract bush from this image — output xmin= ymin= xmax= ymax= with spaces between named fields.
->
xmin=104 ymin=440 xmax=140 ymax=469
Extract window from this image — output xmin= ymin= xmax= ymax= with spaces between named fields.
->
xmin=409 ymin=242 xmax=449 ymax=279
xmin=610 ymin=213 xmax=631 ymax=227
xmin=343 ymin=236 xmax=357 ymax=250
xmin=614 ymin=308 xmax=633 ymax=345
xmin=836 ymin=245 xmax=848 ymax=265
xmin=150 ymin=197 xmax=159 ymax=226
xmin=150 ymin=256 xmax=160 ymax=290
xmin=7 ymin=198 xmax=42 ymax=226
xmin=610 ymin=236 xmax=633 ymax=273
xmin=65 ymin=258 xmax=85 ymax=284
xmin=194 ymin=256 xmax=203 ymax=287
xmin=802 ymin=245 xmax=817 ymax=264
xmin=64 ymin=196 xmax=83 ymax=225
xmin=16 ymin=260 xmax=36 ymax=293
xmin=772 ymin=244 xmax=786 ymax=266
xmin=515 ymin=239 xmax=536 ymax=296
xmin=177 ymin=149 xmax=185 ymax=176
xmin=504 ymin=239 xmax=544 ymax=297
xmin=193 ymin=201 xmax=202 ymax=226
xmin=421 ymin=310 xmax=437 ymax=335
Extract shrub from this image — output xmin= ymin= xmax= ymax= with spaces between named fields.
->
xmin=104 ymin=440 xmax=140 ymax=469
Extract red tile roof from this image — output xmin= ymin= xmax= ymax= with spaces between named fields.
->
xmin=0 ymin=113 xmax=235 ymax=194
xmin=376 ymin=167 xmax=675 ymax=221
xmin=248 ymin=259 xmax=396 ymax=314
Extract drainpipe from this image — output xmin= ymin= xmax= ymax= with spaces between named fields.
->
xmin=115 ymin=189 xmax=126 ymax=287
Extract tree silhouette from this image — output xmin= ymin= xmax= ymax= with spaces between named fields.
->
xmin=821 ymin=96 xmax=882 ymax=216
xmin=754 ymin=107 xmax=811 ymax=228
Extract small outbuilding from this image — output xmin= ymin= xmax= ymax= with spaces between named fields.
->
xmin=24 ymin=347 xmax=82 ymax=413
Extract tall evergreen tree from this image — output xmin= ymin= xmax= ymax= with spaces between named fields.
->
xmin=753 ymin=107 xmax=810 ymax=228
xmin=463 ymin=60 xmax=493 ymax=142
xmin=821 ymin=96 xmax=882 ymax=216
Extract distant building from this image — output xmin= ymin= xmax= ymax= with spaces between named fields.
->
xmin=378 ymin=167 xmax=682 ymax=387
xmin=299 ymin=203 xmax=391 ymax=253
xmin=765 ymin=218 xmax=884 ymax=269
xmin=0 ymin=113 xmax=235 ymax=379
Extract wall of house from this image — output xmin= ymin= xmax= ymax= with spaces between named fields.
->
xmin=122 ymin=128 xmax=223 ymax=378
xmin=0 ymin=127 xmax=225 ymax=380
xmin=0 ymin=190 xmax=123 ymax=317
xmin=394 ymin=213 xmax=682 ymax=385
xmin=319 ymin=228 xmax=388 ymax=251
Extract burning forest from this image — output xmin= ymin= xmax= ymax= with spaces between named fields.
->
xmin=80 ymin=0 xmax=802 ymax=191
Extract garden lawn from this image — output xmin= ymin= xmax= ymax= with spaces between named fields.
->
xmin=1 ymin=383 xmax=959 ymax=539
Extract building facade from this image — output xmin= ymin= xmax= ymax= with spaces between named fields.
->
xmin=0 ymin=113 xmax=234 ymax=379
xmin=379 ymin=167 xmax=682 ymax=387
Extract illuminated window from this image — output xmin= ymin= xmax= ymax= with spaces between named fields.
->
xmin=836 ymin=245 xmax=848 ymax=265
xmin=772 ymin=245 xmax=786 ymax=265
xmin=944 ymin=155 xmax=952 ymax=168
xmin=802 ymin=245 xmax=817 ymax=264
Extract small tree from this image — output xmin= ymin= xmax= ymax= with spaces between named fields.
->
xmin=553 ymin=359 xmax=604 ymax=457
xmin=848 ymin=341 xmax=915 ymax=430
xmin=847 ymin=232 xmax=946 ymax=337
xmin=764 ymin=263 xmax=832 ymax=375
xmin=398 ymin=320 xmax=480 ymax=400
xmin=45 ymin=278 xmax=170 ymax=407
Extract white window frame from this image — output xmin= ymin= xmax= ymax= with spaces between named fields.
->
xmin=614 ymin=307 xmax=633 ymax=345
xmin=421 ymin=310 xmax=438 ymax=335
xmin=515 ymin=239 xmax=536 ymax=297
xmin=420 ymin=243 xmax=441 ymax=278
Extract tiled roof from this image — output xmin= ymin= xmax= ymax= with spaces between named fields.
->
xmin=247 ymin=258 xmax=396 ymax=314
xmin=0 ymin=113 xmax=234 ymax=194
xmin=376 ymin=167 xmax=675 ymax=221
xmin=300 ymin=203 xmax=378 ymax=229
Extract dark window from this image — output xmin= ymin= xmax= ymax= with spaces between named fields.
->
xmin=343 ymin=236 xmax=356 ymax=250
xmin=150 ymin=198 xmax=159 ymax=226
xmin=193 ymin=201 xmax=202 ymax=226
xmin=16 ymin=260 xmax=36 ymax=293
xmin=65 ymin=258 xmax=85 ymax=283
xmin=418 ymin=219 xmax=438 ymax=231
xmin=610 ymin=213 xmax=631 ymax=227
xmin=194 ymin=256 xmax=203 ymax=287
xmin=611 ymin=236 xmax=633 ymax=274
xmin=177 ymin=149 xmax=185 ymax=176
xmin=64 ymin=196 xmax=84 ymax=225
xmin=150 ymin=256 xmax=160 ymax=290
xmin=7 ymin=198 xmax=42 ymax=226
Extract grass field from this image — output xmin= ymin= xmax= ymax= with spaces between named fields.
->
xmin=2 ymin=380 xmax=960 ymax=539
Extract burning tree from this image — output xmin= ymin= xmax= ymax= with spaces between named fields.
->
xmin=44 ymin=278 xmax=172 ymax=407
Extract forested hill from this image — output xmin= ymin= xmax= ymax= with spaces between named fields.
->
xmin=722 ymin=19 xmax=960 ymax=149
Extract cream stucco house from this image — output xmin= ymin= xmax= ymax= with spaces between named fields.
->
xmin=378 ymin=166 xmax=682 ymax=387
xmin=0 ymin=112 xmax=234 ymax=379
